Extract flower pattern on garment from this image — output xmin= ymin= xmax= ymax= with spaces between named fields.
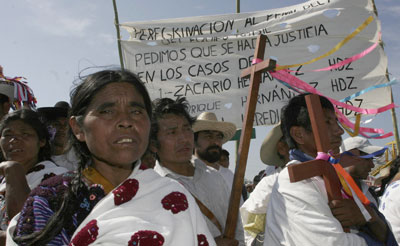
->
xmin=139 ymin=164 xmax=148 ymax=170
xmin=69 ymin=219 xmax=98 ymax=246
xmin=197 ymin=234 xmax=209 ymax=246
xmin=161 ymin=192 xmax=188 ymax=214
xmin=112 ymin=179 xmax=139 ymax=205
xmin=128 ymin=230 xmax=164 ymax=246
xmin=65 ymin=168 xmax=217 ymax=245
xmin=41 ymin=172 xmax=56 ymax=182
xmin=27 ymin=164 xmax=45 ymax=174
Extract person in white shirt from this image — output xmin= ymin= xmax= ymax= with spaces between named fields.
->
xmin=151 ymin=98 xmax=244 ymax=246
xmin=264 ymin=93 xmax=395 ymax=246
xmin=218 ymin=149 xmax=235 ymax=189
xmin=379 ymin=156 xmax=400 ymax=244
xmin=240 ymin=123 xmax=289 ymax=246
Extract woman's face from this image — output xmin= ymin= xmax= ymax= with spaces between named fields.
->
xmin=0 ymin=119 xmax=45 ymax=171
xmin=71 ymin=82 xmax=150 ymax=171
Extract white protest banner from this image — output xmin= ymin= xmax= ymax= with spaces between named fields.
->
xmin=120 ymin=0 xmax=389 ymax=127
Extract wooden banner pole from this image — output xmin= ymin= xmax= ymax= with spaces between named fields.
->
xmin=224 ymin=35 xmax=276 ymax=238
xmin=112 ymin=0 xmax=125 ymax=70
xmin=371 ymin=0 xmax=399 ymax=154
xmin=390 ymin=90 xmax=400 ymax=155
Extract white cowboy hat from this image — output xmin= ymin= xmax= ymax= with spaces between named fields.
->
xmin=260 ymin=123 xmax=285 ymax=167
xmin=192 ymin=112 xmax=236 ymax=144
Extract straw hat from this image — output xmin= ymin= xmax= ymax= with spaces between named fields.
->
xmin=0 ymin=67 xmax=36 ymax=109
xmin=260 ymin=123 xmax=285 ymax=167
xmin=0 ymin=79 xmax=14 ymax=102
xmin=192 ymin=112 xmax=236 ymax=144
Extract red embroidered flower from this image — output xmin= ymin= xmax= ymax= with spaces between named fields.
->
xmin=27 ymin=164 xmax=45 ymax=174
xmin=161 ymin=192 xmax=188 ymax=214
xmin=197 ymin=234 xmax=209 ymax=246
xmin=139 ymin=163 xmax=148 ymax=170
xmin=69 ymin=219 xmax=99 ymax=246
xmin=41 ymin=172 xmax=56 ymax=182
xmin=112 ymin=179 xmax=139 ymax=205
xmin=128 ymin=230 xmax=164 ymax=246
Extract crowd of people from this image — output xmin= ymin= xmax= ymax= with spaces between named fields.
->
xmin=0 ymin=67 xmax=398 ymax=245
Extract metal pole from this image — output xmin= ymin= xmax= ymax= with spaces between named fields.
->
xmin=236 ymin=0 xmax=240 ymax=13
xmin=112 ymin=0 xmax=125 ymax=70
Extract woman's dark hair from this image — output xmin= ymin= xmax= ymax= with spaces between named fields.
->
xmin=14 ymin=69 xmax=152 ymax=245
xmin=280 ymin=93 xmax=335 ymax=149
xmin=69 ymin=69 xmax=152 ymax=170
xmin=0 ymin=109 xmax=51 ymax=163
xmin=377 ymin=155 xmax=400 ymax=196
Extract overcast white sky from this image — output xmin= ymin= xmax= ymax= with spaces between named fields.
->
xmin=1 ymin=0 xmax=399 ymax=179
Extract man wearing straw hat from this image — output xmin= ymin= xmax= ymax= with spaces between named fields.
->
xmin=192 ymin=111 xmax=237 ymax=171
xmin=193 ymin=112 xmax=250 ymax=200
xmin=151 ymin=98 xmax=244 ymax=246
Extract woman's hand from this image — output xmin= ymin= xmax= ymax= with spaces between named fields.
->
xmin=0 ymin=161 xmax=25 ymax=176
xmin=0 ymin=161 xmax=31 ymax=219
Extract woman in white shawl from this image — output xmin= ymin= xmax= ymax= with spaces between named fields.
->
xmin=8 ymin=70 xmax=214 ymax=246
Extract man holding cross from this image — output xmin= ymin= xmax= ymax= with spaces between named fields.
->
xmin=263 ymin=93 xmax=395 ymax=246
xmin=151 ymin=97 xmax=244 ymax=246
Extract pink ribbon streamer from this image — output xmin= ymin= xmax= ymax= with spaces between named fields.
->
xmin=336 ymin=110 xmax=384 ymax=134
xmin=313 ymin=40 xmax=379 ymax=72
xmin=271 ymin=69 xmax=396 ymax=115
xmin=270 ymin=69 xmax=395 ymax=138
xmin=285 ymin=33 xmax=381 ymax=73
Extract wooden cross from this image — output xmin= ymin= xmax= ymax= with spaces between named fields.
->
xmin=224 ymin=34 xmax=276 ymax=239
xmin=287 ymin=94 xmax=356 ymax=231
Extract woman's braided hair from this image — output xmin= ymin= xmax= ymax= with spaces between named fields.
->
xmin=13 ymin=69 xmax=152 ymax=245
